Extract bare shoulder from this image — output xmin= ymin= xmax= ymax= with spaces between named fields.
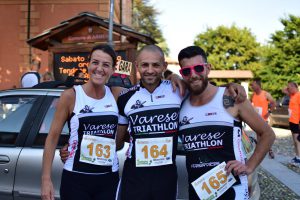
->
xmin=223 ymin=88 xmax=236 ymax=109
xmin=61 ymin=88 xmax=75 ymax=100
xmin=58 ymin=88 xmax=75 ymax=111
xmin=223 ymin=88 xmax=241 ymax=118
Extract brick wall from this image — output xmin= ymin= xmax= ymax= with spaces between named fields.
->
xmin=0 ymin=0 xmax=132 ymax=89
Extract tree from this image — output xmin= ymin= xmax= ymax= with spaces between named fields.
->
xmin=194 ymin=25 xmax=262 ymax=85
xmin=132 ymin=0 xmax=169 ymax=55
xmin=259 ymin=15 xmax=300 ymax=98
xmin=194 ymin=25 xmax=261 ymax=72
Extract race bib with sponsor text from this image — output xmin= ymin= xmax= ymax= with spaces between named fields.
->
xmin=135 ymin=137 xmax=173 ymax=167
xmin=80 ymin=135 xmax=115 ymax=166
xmin=192 ymin=162 xmax=236 ymax=200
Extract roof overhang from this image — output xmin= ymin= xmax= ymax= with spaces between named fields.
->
xmin=27 ymin=12 xmax=156 ymax=51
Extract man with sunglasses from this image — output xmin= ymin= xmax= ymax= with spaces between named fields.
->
xmin=178 ymin=46 xmax=275 ymax=200
xmin=116 ymin=45 xmax=248 ymax=200
xmin=59 ymin=45 xmax=247 ymax=199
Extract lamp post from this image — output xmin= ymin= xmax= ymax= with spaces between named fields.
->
xmin=108 ymin=0 xmax=114 ymax=47
xmin=27 ymin=0 xmax=32 ymax=63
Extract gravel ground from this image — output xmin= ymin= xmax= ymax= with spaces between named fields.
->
xmin=245 ymin=127 xmax=300 ymax=199
xmin=271 ymin=127 xmax=300 ymax=174
xmin=258 ymin=168 xmax=300 ymax=200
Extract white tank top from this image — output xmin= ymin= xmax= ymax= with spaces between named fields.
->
xmin=64 ymin=85 xmax=119 ymax=174
xmin=179 ymin=87 xmax=249 ymax=199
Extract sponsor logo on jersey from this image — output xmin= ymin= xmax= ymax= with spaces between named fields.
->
xmin=182 ymin=131 xmax=225 ymax=150
xmin=129 ymin=110 xmax=179 ymax=134
xmin=82 ymin=123 xmax=116 ymax=136
xmin=80 ymin=105 xmax=94 ymax=113
xmin=205 ymin=112 xmax=217 ymax=116
xmin=155 ymin=95 xmax=165 ymax=99
xmin=180 ymin=116 xmax=193 ymax=125
xmin=131 ymin=100 xmax=146 ymax=109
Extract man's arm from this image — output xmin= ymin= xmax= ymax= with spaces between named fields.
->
xmin=168 ymin=73 xmax=187 ymax=97
xmin=116 ymin=125 xmax=129 ymax=150
xmin=110 ymin=86 xmax=125 ymax=99
xmin=226 ymin=99 xmax=275 ymax=176
xmin=266 ymin=92 xmax=276 ymax=111
xmin=223 ymin=83 xmax=247 ymax=104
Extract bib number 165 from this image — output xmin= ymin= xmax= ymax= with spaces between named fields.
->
xmin=192 ymin=162 xmax=236 ymax=200
xmin=201 ymin=171 xmax=227 ymax=194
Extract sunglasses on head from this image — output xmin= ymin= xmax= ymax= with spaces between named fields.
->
xmin=179 ymin=64 xmax=207 ymax=77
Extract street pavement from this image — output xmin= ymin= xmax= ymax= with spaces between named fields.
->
xmin=245 ymin=126 xmax=300 ymax=199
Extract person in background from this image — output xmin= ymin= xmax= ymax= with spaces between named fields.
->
xmin=285 ymin=81 xmax=300 ymax=166
xmin=74 ymin=69 xmax=85 ymax=79
xmin=178 ymin=46 xmax=275 ymax=200
xmin=42 ymin=72 xmax=54 ymax=82
xmin=21 ymin=56 xmax=42 ymax=87
xmin=250 ymin=78 xmax=276 ymax=158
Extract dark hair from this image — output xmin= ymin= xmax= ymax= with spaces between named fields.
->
xmin=137 ymin=45 xmax=165 ymax=61
xmin=253 ymin=78 xmax=262 ymax=88
xmin=163 ymin=70 xmax=173 ymax=79
xmin=89 ymin=44 xmax=117 ymax=67
xmin=178 ymin=46 xmax=207 ymax=64
xmin=288 ymin=81 xmax=298 ymax=88
xmin=74 ymin=69 xmax=83 ymax=78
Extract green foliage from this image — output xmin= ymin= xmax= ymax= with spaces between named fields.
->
xmin=259 ymin=15 xmax=300 ymax=99
xmin=194 ymin=25 xmax=262 ymax=74
xmin=132 ymin=0 xmax=169 ymax=56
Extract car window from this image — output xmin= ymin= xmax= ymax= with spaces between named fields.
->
xmin=33 ymin=98 xmax=69 ymax=147
xmin=0 ymin=96 xmax=37 ymax=146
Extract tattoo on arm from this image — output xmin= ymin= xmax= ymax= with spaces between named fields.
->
xmin=223 ymin=95 xmax=235 ymax=108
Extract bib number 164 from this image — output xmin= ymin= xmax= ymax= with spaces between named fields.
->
xmin=141 ymin=144 xmax=168 ymax=159
xmin=135 ymin=137 xmax=173 ymax=167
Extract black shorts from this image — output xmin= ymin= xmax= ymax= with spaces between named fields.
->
xmin=119 ymin=159 xmax=178 ymax=200
xmin=60 ymin=170 xmax=119 ymax=200
xmin=289 ymin=122 xmax=300 ymax=134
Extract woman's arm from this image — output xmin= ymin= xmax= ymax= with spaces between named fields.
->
xmin=41 ymin=89 xmax=74 ymax=200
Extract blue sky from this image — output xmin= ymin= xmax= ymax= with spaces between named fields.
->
xmin=149 ymin=0 xmax=300 ymax=59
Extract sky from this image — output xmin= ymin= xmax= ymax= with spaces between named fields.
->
xmin=149 ymin=0 xmax=300 ymax=60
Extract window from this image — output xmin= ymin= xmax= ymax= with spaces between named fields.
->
xmin=0 ymin=96 xmax=36 ymax=146
xmin=33 ymin=98 xmax=69 ymax=147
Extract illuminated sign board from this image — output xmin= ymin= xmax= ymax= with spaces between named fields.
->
xmin=53 ymin=51 xmax=128 ymax=81
xmin=53 ymin=52 xmax=89 ymax=81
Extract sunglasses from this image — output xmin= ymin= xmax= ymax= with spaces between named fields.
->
xmin=179 ymin=64 xmax=207 ymax=77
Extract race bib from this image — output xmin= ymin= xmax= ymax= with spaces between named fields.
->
xmin=192 ymin=162 xmax=236 ymax=200
xmin=80 ymin=135 xmax=115 ymax=166
xmin=135 ymin=137 xmax=173 ymax=167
